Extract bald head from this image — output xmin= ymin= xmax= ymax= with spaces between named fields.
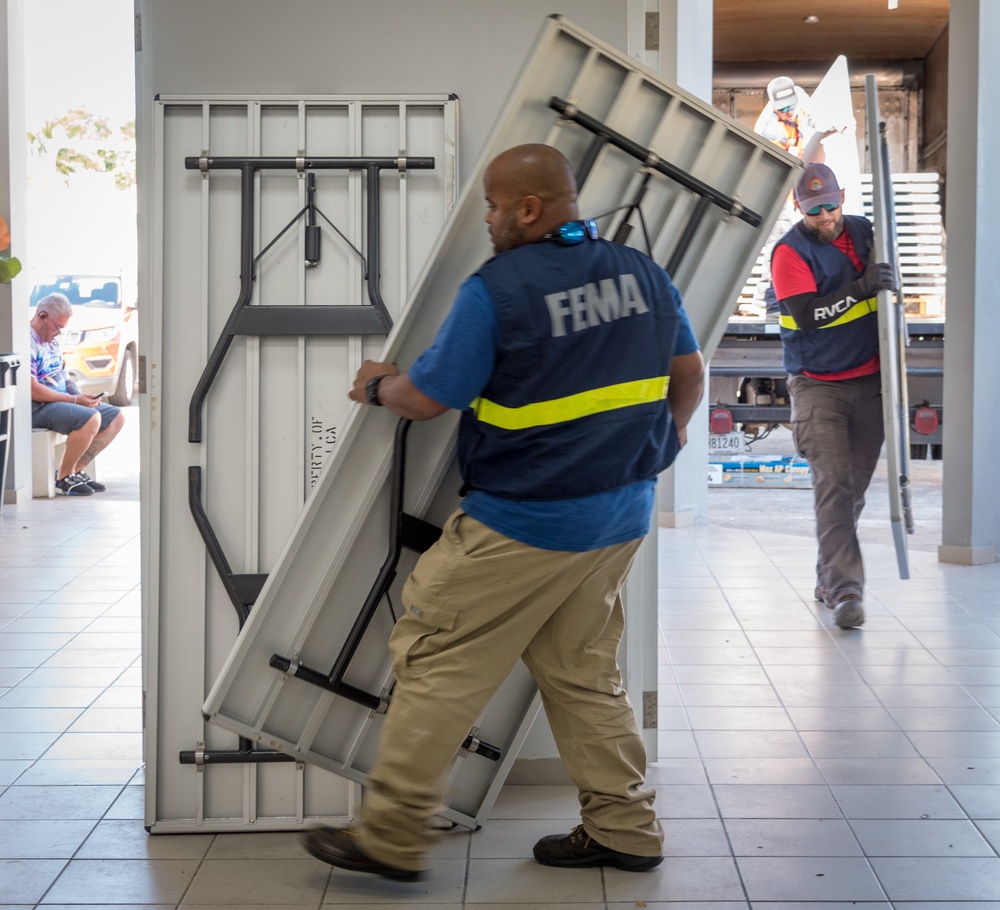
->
xmin=489 ymin=144 xmax=578 ymax=205
xmin=483 ymin=144 xmax=580 ymax=254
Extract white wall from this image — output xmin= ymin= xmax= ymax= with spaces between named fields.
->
xmin=1 ymin=0 xmax=31 ymax=503
xmin=939 ymin=0 xmax=1000 ymax=564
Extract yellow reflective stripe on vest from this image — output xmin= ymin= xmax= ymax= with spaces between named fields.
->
xmin=779 ymin=295 xmax=878 ymax=332
xmin=470 ymin=376 xmax=670 ymax=431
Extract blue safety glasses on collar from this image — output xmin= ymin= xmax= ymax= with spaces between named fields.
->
xmin=542 ymin=219 xmax=599 ymax=245
xmin=805 ymin=203 xmax=840 ymax=216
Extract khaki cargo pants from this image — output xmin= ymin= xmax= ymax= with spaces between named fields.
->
xmin=356 ymin=510 xmax=662 ymax=871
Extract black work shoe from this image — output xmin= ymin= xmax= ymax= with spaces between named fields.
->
xmin=303 ymin=825 xmax=422 ymax=882
xmin=533 ymin=825 xmax=662 ymax=872
xmin=833 ymin=599 xmax=865 ymax=629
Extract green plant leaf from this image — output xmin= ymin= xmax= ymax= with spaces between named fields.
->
xmin=0 ymin=256 xmax=23 ymax=283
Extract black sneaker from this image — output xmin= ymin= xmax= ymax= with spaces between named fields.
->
xmin=533 ymin=825 xmax=662 ymax=872
xmin=74 ymin=471 xmax=105 ymax=492
xmin=55 ymin=474 xmax=94 ymax=496
xmin=303 ymin=825 xmax=422 ymax=882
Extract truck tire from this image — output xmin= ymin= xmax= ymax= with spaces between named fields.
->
xmin=109 ymin=347 xmax=136 ymax=407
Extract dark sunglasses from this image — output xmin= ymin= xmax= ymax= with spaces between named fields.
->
xmin=776 ymin=104 xmax=796 ymax=113
xmin=805 ymin=203 xmax=840 ymax=216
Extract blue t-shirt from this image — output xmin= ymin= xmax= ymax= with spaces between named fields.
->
xmin=409 ymin=274 xmax=699 ymax=552
xmin=30 ymin=328 xmax=69 ymax=393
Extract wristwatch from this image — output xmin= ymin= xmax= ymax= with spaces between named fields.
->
xmin=364 ymin=374 xmax=390 ymax=406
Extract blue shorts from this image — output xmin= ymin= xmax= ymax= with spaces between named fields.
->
xmin=32 ymin=400 xmax=122 ymax=435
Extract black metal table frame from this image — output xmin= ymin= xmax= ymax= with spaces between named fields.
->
xmin=181 ymin=153 xmax=434 ymax=768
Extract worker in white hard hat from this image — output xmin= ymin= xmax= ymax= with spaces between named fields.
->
xmin=748 ymin=75 xmax=837 ymax=318
xmin=754 ymin=76 xmax=824 ymax=161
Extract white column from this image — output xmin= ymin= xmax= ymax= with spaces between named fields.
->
xmin=1 ymin=0 xmax=32 ymax=504
xmin=653 ymin=0 xmax=711 ymax=529
xmin=622 ymin=0 xmax=712 ymax=758
xmin=938 ymin=0 xmax=1000 ymax=565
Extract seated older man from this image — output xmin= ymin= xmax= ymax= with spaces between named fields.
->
xmin=29 ymin=293 xmax=125 ymax=496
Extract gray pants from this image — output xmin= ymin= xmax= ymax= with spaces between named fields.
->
xmin=788 ymin=372 xmax=884 ymax=604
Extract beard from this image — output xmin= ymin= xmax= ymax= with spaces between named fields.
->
xmin=803 ymin=211 xmax=844 ymax=244
xmin=490 ymin=212 xmax=526 ymax=254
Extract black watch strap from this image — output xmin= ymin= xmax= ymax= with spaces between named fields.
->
xmin=364 ymin=374 xmax=391 ymax=406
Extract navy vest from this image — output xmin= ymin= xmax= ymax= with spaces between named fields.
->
xmin=460 ymin=238 xmax=681 ymax=500
xmin=774 ymin=215 xmax=879 ymax=376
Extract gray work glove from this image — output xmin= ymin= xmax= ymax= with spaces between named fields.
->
xmin=851 ymin=248 xmax=896 ymax=299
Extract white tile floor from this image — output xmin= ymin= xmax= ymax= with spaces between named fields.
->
xmin=1 ymin=487 xmax=999 ymax=908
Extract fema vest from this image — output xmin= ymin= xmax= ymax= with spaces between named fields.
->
xmin=774 ymin=215 xmax=879 ymax=376
xmin=461 ymin=237 xmax=682 ymax=500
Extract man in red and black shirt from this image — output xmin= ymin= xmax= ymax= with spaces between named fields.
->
xmin=771 ymin=163 xmax=895 ymax=629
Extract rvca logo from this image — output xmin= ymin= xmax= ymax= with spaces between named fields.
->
xmin=814 ymin=295 xmax=856 ymax=323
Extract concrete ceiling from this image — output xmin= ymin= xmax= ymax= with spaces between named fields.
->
xmin=714 ymin=0 xmax=949 ymax=64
